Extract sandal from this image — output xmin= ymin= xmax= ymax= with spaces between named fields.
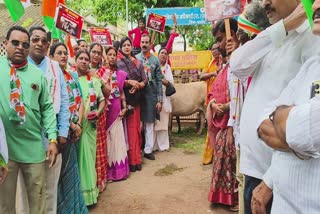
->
xmin=229 ymin=205 xmax=239 ymax=212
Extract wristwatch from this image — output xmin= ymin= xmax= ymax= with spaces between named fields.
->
xmin=49 ymin=139 xmax=58 ymax=144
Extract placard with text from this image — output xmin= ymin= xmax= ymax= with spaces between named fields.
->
xmin=147 ymin=13 xmax=166 ymax=33
xmin=55 ymin=3 xmax=84 ymax=39
xmin=89 ymin=28 xmax=113 ymax=46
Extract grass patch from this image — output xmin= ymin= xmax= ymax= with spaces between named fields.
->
xmin=171 ymin=127 xmax=206 ymax=154
xmin=154 ymin=163 xmax=185 ymax=176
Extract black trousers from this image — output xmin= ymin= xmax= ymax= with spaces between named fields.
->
xmin=244 ymin=175 xmax=273 ymax=214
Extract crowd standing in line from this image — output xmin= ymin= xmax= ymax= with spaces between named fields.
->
xmin=0 ymin=13 xmax=176 ymax=213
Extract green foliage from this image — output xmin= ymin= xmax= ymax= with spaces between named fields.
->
xmin=181 ymin=24 xmax=214 ymax=51
xmin=65 ymin=0 xmax=94 ymax=16
xmin=65 ymin=0 xmax=214 ymax=50
xmin=171 ymin=127 xmax=206 ymax=154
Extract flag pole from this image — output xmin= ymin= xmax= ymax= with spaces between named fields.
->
xmin=126 ymin=0 xmax=128 ymax=32
xmin=224 ymin=18 xmax=231 ymax=40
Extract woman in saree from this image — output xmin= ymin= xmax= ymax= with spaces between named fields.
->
xmin=49 ymin=43 xmax=88 ymax=213
xmin=153 ymin=47 xmax=174 ymax=151
xmin=88 ymin=42 xmax=110 ymax=192
xmin=207 ymin=59 xmax=238 ymax=211
xmin=103 ymin=47 xmax=130 ymax=181
xmin=75 ymin=49 xmax=105 ymax=206
xmin=117 ymin=37 xmax=148 ymax=172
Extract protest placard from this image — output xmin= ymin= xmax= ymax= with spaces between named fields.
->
xmin=89 ymin=28 xmax=113 ymax=46
xmin=168 ymin=51 xmax=212 ymax=70
xmin=147 ymin=13 xmax=166 ymax=33
xmin=204 ymin=0 xmax=242 ymax=21
xmin=55 ymin=3 xmax=84 ymax=39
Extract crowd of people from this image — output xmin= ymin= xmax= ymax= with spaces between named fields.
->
xmin=1 ymin=0 xmax=320 ymax=213
xmin=0 ymin=19 xmax=175 ymax=213
xmin=202 ymin=0 xmax=320 ymax=213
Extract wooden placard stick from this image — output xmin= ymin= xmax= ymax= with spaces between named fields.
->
xmin=224 ymin=18 xmax=231 ymax=40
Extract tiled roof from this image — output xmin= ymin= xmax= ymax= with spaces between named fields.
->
xmin=0 ymin=4 xmax=43 ymax=38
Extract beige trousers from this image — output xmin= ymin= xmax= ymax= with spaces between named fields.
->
xmin=16 ymin=154 xmax=62 ymax=214
xmin=0 ymin=160 xmax=46 ymax=214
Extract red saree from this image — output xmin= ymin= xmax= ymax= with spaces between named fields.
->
xmin=95 ymin=66 xmax=110 ymax=192
xmin=207 ymin=65 xmax=238 ymax=206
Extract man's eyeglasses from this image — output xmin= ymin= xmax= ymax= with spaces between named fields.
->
xmin=31 ymin=37 xmax=48 ymax=45
xmin=91 ymin=50 xmax=102 ymax=56
xmin=9 ymin=40 xmax=30 ymax=49
xmin=55 ymin=51 xmax=68 ymax=56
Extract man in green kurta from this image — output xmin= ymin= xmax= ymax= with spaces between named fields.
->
xmin=136 ymin=34 xmax=163 ymax=161
xmin=0 ymin=26 xmax=58 ymax=214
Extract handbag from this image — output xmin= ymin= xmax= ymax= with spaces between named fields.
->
xmin=165 ymin=82 xmax=176 ymax=96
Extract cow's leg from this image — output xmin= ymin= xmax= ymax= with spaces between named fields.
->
xmin=176 ymin=116 xmax=181 ymax=133
xmin=197 ymin=111 xmax=205 ymax=135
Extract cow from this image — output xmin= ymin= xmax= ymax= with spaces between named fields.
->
xmin=169 ymin=81 xmax=207 ymax=135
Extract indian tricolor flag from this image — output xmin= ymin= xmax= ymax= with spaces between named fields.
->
xmin=42 ymin=0 xmax=74 ymax=57
xmin=3 ymin=0 xmax=25 ymax=22
xmin=42 ymin=0 xmax=65 ymax=31
xmin=302 ymin=0 xmax=314 ymax=29
xmin=238 ymin=13 xmax=262 ymax=35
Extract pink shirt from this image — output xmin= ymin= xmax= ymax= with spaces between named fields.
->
xmin=128 ymin=28 xmax=149 ymax=48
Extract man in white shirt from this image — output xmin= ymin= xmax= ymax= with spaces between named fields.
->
xmin=254 ymin=1 xmax=320 ymax=212
xmin=0 ymin=117 xmax=8 ymax=185
xmin=230 ymin=1 xmax=320 ymax=213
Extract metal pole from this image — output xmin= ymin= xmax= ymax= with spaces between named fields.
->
xmin=126 ymin=0 xmax=129 ymax=32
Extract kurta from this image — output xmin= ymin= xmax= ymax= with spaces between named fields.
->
xmin=257 ymin=56 xmax=320 ymax=213
xmin=230 ymin=20 xmax=320 ymax=179
xmin=136 ymin=53 xmax=163 ymax=122
xmin=0 ymin=57 xmax=57 ymax=163
xmin=154 ymin=63 xmax=174 ymax=151
xmin=78 ymin=75 xmax=104 ymax=206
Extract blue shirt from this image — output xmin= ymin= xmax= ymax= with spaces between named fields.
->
xmin=28 ymin=56 xmax=70 ymax=147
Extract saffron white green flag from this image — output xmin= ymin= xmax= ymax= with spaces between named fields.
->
xmin=301 ymin=0 xmax=314 ymax=29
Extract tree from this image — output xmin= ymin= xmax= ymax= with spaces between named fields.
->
xmin=65 ymin=0 xmax=214 ymax=50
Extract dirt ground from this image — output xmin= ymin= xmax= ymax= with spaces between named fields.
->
xmin=89 ymin=146 xmax=234 ymax=214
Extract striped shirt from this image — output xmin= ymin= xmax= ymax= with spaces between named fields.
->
xmin=260 ymin=55 xmax=320 ymax=213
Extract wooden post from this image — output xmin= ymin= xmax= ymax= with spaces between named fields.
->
xmin=224 ymin=18 xmax=231 ymax=40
